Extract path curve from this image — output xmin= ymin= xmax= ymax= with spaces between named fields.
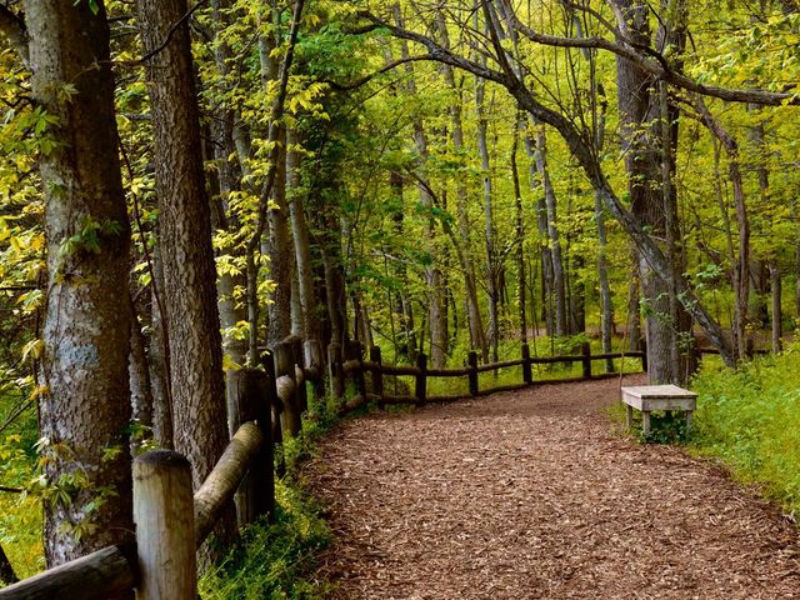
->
xmin=306 ymin=375 xmax=800 ymax=599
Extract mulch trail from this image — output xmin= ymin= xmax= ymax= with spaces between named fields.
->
xmin=304 ymin=375 xmax=800 ymax=599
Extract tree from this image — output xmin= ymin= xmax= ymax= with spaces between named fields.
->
xmin=18 ymin=0 xmax=134 ymax=566
xmin=136 ymin=0 xmax=229 ymax=491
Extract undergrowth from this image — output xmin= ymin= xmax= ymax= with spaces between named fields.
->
xmin=0 ymin=393 xmax=42 ymax=580
xmin=690 ymin=345 xmax=800 ymax=517
xmin=198 ymin=390 xmax=341 ymax=599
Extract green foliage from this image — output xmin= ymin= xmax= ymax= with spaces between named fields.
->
xmin=0 ymin=392 xmax=42 ymax=580
xmin=59 ymin=217 xmax=124 ymax=257
xmin=691 ymin=346 xmax=800 ymax=516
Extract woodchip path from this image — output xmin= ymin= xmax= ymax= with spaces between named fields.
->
xmin=305 ymin=374 xmax=800 ymax=599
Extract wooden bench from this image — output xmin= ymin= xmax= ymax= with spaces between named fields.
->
xmin=621 ymin=385 xmax=697 ymax=435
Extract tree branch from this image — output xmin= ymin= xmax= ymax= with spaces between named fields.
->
xmin=502 ymin=5 xmax=798 ymax=106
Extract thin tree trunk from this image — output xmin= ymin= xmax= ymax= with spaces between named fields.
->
xmin=148 ymin=245 xmax=172 ymax=450
xmin=511 ymin=121 xmax=527 ymax=343
xmin=267 ymin=126 xmax=293 ymax=345
xmin=627 ymin=248 xmax=642 ymax=352
xmin=287 ymin=129 xmax=320 ymax=342
xmin=770 ymin=261 xmax=783 ymax=353
xmin=534 ymin=127 xmax=567 ymax=336
xmin=129 ymin=295 xmax=154 ymax=448
xmin=476 ymin=75 xmax=500 ymax=363
xmin=389 ymin=171 xmax=416 ymax=360
xmin=210 ymin=0 xmax=248 ymax=410
xmin=694 ymin=96 xmax=750 ymax=360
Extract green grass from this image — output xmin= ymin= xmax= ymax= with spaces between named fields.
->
xmin=690 ymin=345 xmax=800 ymax=517
xmin=198 ymin=389 xmax=340 ymax=599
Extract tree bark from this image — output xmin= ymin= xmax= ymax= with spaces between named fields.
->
xmin=25 ymin=0 xmax=134 ymax=566
xmin=136 ymin=0 xmax=229 ymax=492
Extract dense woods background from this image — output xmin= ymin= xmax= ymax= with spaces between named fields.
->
xmin=0 ymin=0 xmax=798 ymax=586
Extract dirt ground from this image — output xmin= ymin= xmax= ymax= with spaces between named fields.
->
xmin=304 ymin=375 xmax=800 ymax=599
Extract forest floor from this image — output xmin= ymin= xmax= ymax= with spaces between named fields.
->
xmin=304 ymin=374 xmax=800 ymax=599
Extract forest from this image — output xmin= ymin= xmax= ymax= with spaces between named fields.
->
xmin=0 ymin=0 xmax=799 ymax=596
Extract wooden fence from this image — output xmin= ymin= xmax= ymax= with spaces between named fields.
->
xmin=0 ymin=336 xmax=656 ymax=598
xmin=332 ymin=340 xmax=646 ymax=408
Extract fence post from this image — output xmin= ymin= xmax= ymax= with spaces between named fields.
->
xmin=230 ymin=369 xmax=275 ymax=526
xmin=305 ymin=339 xmax=325 ymax=401
xmin=262 ymin=352 xmax=285 ymax=479
xmin=581 ymin=342 xmax=592 ymax=380
xmin=468 ymin=351 xmax=479 ymax=397
xmin=133 ymin=450 xmax=197 ymax=600
xmin=415 ymin=353 xmax=427 ymax=404
xmin=328 ymin=342 xmax=344 ymax=400
xmin=639 ymin=338 xmax=648 ymax=373
xmin=275 ymin=342 xmax=301 ymax=438
xmin=370 ymin=346 xmax=384 ymax=407
xmin=349 ymin=341 xmax=366 ymax=401
xmin=521 ymin=343 xmax=533 ymax=385
xmin=291 ymin=338 xmax=308 ymax=415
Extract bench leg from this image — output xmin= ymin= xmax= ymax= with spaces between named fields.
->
xmin=685 ymin=410 xmax=693 ymax=433
xmin=625 ymin=404 xmax=633 ymax=430
xmin=642 ymin=411 xmax=651 ymax=435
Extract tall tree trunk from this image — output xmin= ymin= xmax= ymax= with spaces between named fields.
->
xmin=511 ymin=122 xmax=527 ymax=343
xmin=287 ymin=129 xmax=320 ymax=343
xmin=25 ymin=0 xmax=134 ymax=566
xmin=626 ymin=249 xmax=642 ymax=352
xmin=523 ymin=132 xmax=554 ymax=336
xmin=533 ymin=127 xmax=567 ymax=337
xmin=749 ymin=104 xmax=771 ymax=328
xmin=475 ymin=76 xmax=499 ymax=363
xmin=136 ymin=0 xmax=229 ymax=492
xmin=267 ymin=127 xmax=293 ymax=345
xmin=435 ymin=12 xmax=488 ymax=361
xmin=615 ymin=0 xmax=695 ymax=384
xmin=389 ymin=171 xmax=417 ymax=360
